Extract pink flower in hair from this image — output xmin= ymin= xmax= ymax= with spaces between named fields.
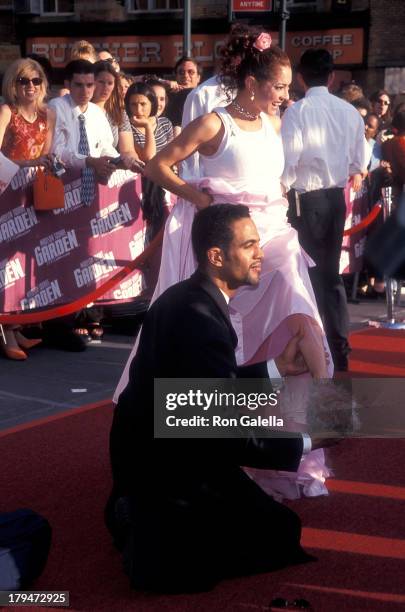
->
xmin=253 ymin=32 xmax=272 ymax=52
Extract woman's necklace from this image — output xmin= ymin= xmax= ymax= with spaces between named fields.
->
xmin=19 ymin=108 xmax=38 ymax=123
xmin=230 ymin=100 xmax=259 ymax=121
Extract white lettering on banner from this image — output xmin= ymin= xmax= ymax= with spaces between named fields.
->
xmin=191 ymin=41 xmax=214 ymax=63
xmin=73 ymin=251 xmax=116 ymax=288
xmin=53 ymin=182 xmax=82 ymax=215
xmin=0 ymin=257 xmax=25 ymax=290
xmin=354 ymin=236 xmax=366 ymax=259
xmin=20 ymin=279 xmax=62 ymax=310
xmin=291 ymin=34 xmax=353 ymax=47
xmin=0 ymin=206 xmax=38 ymax=243
xmin=113 ymin=274 xmax=143 ymax=300
xmin=107 ymin=169 xmax=134 ymax=188
xmin=121 ymin=42 xmax=140 ymax=64
xmin=129 ymin=229 xmax=145 ymax=260
xmin=90 ymin=201 xmax=133 ymax=237
xmin=34 ymin=229 xmax=79 ymax=266
xmin=141 ymin=42 xmax=161 ymax=64
xmin=10 ymin=167 xmax=37 ymax=191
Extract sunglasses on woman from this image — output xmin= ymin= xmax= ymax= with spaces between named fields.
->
xmin=16 ymin=77 xmax=43 ymax=86
xmin=378 ymin=99 xmax=389 ymax=106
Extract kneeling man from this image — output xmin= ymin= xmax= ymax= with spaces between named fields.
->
xmin=107 ymin=204 xmax=314 ymax=592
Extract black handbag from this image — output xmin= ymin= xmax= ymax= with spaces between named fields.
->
xmin=0 ymin=508 xmax=52 ymax=589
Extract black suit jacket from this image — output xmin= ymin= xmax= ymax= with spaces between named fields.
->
xmin=108 ymin=270 xmax=306 ymax=591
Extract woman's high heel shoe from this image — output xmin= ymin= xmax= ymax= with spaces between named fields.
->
xmin=1 ymin=342 xmax=27 ymax=360
xmin=15 ymin=331 xmax=42 ymax=350
xmin=1 ymin=328 xmax=28 ymax=360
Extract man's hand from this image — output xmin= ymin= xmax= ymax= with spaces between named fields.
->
xmin=121 ymin=155 xmax=145 ymax=174
xmin=87 ymin=156 xmax=115 ymax=181
xmin=350 ymin=173 xmax=363 ymax=192
xmin=274 ymin=332 xmax=308 ymax=376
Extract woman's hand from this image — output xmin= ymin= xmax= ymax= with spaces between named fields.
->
xmin=131 ymin=117 xmax=154 ymax=130
xmin=195 ymin=190 xmax=213 ymax=210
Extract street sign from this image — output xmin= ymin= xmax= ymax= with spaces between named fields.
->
xmin=232 ymin=0 xmax=272 ymax=11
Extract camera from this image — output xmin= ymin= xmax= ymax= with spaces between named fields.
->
xmin=52 ymin=157 xmax=66 ymax=177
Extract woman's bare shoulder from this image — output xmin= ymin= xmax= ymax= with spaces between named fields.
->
xmin=181 ymin=111 xmax=222 ymax=142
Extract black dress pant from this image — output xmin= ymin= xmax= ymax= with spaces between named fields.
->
xmin=287 ymin=187 xmax=350 ymax=370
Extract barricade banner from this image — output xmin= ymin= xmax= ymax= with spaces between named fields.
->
xmin=340 ymin=180 xmax=371 ymax=274
xmin=0 ymin=167 xmax=147 ymax=315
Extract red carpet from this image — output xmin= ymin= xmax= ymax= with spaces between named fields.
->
xmin=1 ymin=329 xmax=405 ymax=611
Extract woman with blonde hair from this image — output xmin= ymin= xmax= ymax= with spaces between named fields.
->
xmin=0 ymin=57 xmax=55 ymax=359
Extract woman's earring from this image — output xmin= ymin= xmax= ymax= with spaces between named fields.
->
xmin=250 ymin=91 xmax=255 ymax=101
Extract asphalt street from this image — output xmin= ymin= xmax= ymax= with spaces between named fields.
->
xmin=1 ymin=297 xmax=404 ymax=432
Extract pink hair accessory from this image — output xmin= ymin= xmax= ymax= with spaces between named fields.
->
xmin=253 ymin=32 xmax=272 ymax=52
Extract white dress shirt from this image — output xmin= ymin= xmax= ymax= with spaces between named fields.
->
xmin=180 ymin=76 xmax=234 ymax=180
xmin=220 ymin=288 xmax=282 ymax=382
xmin=281 ymin=86 xmax=368 ymax=193
xmin=49 ymin=95 xmax=118 ymax=169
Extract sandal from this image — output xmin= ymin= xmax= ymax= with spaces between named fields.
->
xmin=74 ymin=328 xmax=92 ymax=342
xmin=89 ymin=324 xmax=104 ymax=340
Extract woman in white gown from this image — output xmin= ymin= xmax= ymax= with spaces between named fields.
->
xmin=116 ymin=26 xmax=331 ymax=498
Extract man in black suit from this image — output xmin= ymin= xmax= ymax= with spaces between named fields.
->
xmin=107 ymin=204 xmax=314 ymax=592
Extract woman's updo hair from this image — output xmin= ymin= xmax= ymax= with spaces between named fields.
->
xmin=219 ymin=24 xmax=290 ymax=97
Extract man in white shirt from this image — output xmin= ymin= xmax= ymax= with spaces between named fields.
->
xmin=180 ymin=75 xmax=231 ymax=180
xmin=282 ymin=49 xmax=368 ymax=371
xmin=50 ymin=59 xmax=118 ymax=206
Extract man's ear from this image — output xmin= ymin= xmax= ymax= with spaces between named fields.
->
xmin=206 ymin=246 xmax=224 ymax=268
xmin=327 ymin=71 xmax=335 ymax=89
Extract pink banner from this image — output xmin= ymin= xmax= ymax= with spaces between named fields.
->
xmin=0 ymin=167 xmax=147 ymax=315
xmin=340 ymin=180 xmax=370 ymax=274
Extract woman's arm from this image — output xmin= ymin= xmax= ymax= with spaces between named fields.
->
xmin=42 ymin=106 xmax=56 ymax=155
xmin=0 ymin=104 xmax=12 ymax=150
xmin=0 ymin=105 xmax=50 ymax=169
xmin=131 ymin=117 xmax=156 ymax=163
xmin=144 ymin=112 xmax=223 ymax=209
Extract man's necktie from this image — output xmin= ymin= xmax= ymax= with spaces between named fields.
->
xmin=78 ymin=113 xmax=95 ymax=206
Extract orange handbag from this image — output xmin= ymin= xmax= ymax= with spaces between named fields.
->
xmin=33 ymin=168 xmax=65 ymax=210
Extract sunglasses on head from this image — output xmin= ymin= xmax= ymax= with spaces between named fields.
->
xmin=17 ymin=77 xmax=43 ymax=86
xmin=105 ymin=57 xmax=118 ymax=64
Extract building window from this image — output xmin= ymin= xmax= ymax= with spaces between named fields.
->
xmin=127 ymin=0 xmax=183 ymax=13
xmin=274 ymin=0 xmax=324 ymax=12
xmin=41 ymin=0 xmax=74 ymax=14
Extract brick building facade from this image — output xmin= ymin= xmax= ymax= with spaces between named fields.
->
xmin=0 ymin=0 xmax=404 ymax=95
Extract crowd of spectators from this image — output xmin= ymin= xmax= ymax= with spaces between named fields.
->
xmin=1 ymin=39 xmax=405 ymax=359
